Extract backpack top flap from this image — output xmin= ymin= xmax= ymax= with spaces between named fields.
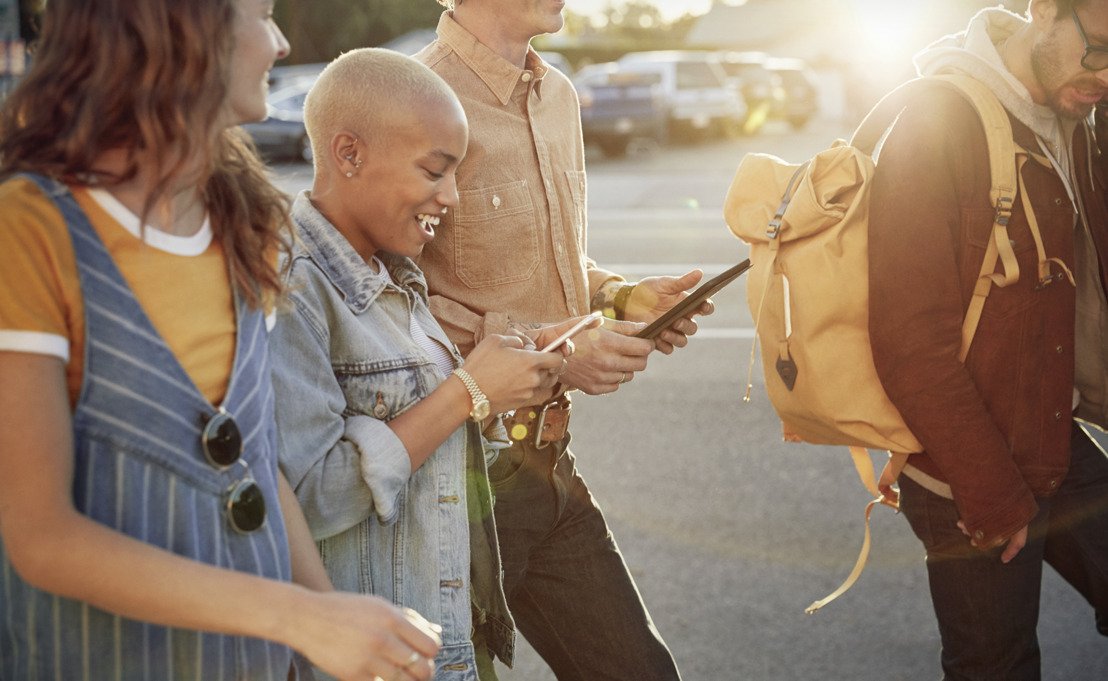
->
xmin=725 ymin=142 xmax=872 ymax=246
xmin=726 ymin=75 xmax=1017 ymax=248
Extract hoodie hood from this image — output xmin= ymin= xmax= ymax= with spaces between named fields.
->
xmin=914 ymin=7 xmax=1075 ymax=166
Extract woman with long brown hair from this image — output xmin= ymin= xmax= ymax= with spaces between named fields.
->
xmin=0 ymin=1 xmax=440 ymax=679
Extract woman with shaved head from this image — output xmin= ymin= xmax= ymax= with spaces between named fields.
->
xmin=269 ymin=48 xmax=596 ymax=681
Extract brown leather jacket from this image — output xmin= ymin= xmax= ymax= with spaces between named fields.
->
xmin=868 ymin=87 xmax=1108 ymax=549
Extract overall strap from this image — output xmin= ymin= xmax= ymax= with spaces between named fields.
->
xmin=1 ymin=173 xmax=290 ymax=681
xmin=18 ymin=173 xmax=270 ymax=444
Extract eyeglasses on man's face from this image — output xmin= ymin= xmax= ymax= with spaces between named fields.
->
xmin=1071 ymin=5 xmax=1108 ymax=71
xmin=202 ymin=408 xmax=267 ymax=534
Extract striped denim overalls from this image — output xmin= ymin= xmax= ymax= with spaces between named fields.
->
xmin=0 ymin=175 xmax=295 ymax=680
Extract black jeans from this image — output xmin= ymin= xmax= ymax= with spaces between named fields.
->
xmin=487 ymin=434 xmax=680 ymax=681
xmin=899 ymin=422 xmax=1108 ymax=680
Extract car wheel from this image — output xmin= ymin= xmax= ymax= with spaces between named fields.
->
xmin=297 ymin=133 xmax=313 ymax=164
xmin=598 ymin=136 xmax=630 ymax=158
xmin=668 ymin=119 xmax=698 ymax=144
xmin=721 ymin=117 xmax=747 ymax=139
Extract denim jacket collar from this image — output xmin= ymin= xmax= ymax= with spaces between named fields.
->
xmin=291 ymin=190 xmax=428 ymax=315
xmin=436 ymin=11 xmax=548 ymax=105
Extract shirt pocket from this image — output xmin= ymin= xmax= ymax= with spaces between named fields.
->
xmin=454 ymin=180 xmax=538 ymax=288
xmin=564 ymin=169 xmax=588 ymax=243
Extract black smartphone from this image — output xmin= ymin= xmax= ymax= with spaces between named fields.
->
xmin=635 ymin=259 xmax=752 ymax=340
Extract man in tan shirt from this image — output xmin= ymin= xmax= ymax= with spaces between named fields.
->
xmin=417 ymin=1 xmax=708 ymax=679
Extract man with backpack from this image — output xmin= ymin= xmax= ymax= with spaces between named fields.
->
xmin=868 ymin=1 xmax=1108 ymax=678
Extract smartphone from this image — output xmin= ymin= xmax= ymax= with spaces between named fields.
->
xmin=636 ymin=259 xmax=752 ymax=340
xmin=541 ymin=311 xmax=604 ymax=352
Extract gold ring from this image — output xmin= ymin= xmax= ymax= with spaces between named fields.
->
xmin=387 ymin=652 xmax=422 ymax=681
xmin=620 ymin=372 xmax=630 ymax=384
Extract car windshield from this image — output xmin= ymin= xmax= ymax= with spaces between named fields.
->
xmin=775 ymin=70 xmax=811 ymax=88
xmin=272 ymin=91 xmax=307 ymax=113
xmin=676 ymin=62 xmax=722 ymax=89
xmin=720 ymin=62 xmax=773 ymax=85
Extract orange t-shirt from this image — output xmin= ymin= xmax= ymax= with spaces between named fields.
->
xmin=0 ymin=177 xmax=238 ymax=407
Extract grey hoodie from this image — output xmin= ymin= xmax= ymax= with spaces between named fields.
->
xmin=914 ymin=7 xmax=1078 ymax=180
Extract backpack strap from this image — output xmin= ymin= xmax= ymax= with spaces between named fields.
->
xmin=932 ymin=74 xmax=1025 ymax=362
xmin=853 ymin=77 xmax=1022 ymax=293
xmin=1018 ymin=154 xmax=1077 ymax=291
xmin=803 ymin=446 xmax=901 ymax=613
xmin=743 ymin=162 xmax=810 ymax=404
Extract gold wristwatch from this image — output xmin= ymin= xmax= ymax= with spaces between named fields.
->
xmin=452 ymin=367 xmax=491 ymax=422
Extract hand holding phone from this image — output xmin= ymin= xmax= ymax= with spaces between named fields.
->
xmin=636 ymin=260 xmax=751 ymax=339
xmin=541 ymin=311 xmax=604 ymax=353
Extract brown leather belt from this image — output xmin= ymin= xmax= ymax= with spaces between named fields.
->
xmin=505 ymin=395 xmax=571 ymax=447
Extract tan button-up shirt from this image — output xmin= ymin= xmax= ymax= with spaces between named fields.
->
xmin=415 ymin=12 xmax=621 ymax=355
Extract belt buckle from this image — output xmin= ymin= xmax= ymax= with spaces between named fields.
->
xmin=533 ymin=402 xmax=553 ymax=449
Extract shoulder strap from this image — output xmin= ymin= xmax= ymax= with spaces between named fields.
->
xmin=849 ymin=75 xmax=1022 ymax=359
xmin=926 ymin=75 xmax=1023 ymax=361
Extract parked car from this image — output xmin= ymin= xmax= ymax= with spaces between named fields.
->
xmin=766 ymin=57 xmax=819 ymax=129
xmin=241 ymin=79 xmax=314 ymax=163
xmin=616 ymin=50 xmax=746 ymax=141
xmin=383 ymin=28 xmax=572 ymax=77
xmin=266 ymin=62 xmax=326 ymax=90
xmin=574 ymin=62 xmax=667 ymax=157
xmin=380 ymin=28 xmax=438 ymax=56
xmin=716 ymin=51 xmax=784 ymax=134
xmin=539 ymin=51 xmax=574 ymax=77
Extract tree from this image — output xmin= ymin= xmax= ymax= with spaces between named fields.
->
xmin=275 ymin=0 xmax=443 ymax=64
xmin=553 ymin=0 xmax=700 ymax=50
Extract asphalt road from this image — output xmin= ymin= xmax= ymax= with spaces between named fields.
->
xmin=271 ymin=119 xmax=1108 ymax=681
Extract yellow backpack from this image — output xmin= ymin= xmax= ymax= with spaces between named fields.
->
xmin=724 ymin=74 xmax=1073 ymax=612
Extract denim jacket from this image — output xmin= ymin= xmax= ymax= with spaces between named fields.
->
xmin=270 ymin=192 xmax=513 ymax=680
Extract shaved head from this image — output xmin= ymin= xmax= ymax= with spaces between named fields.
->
xmin=304 ymin=48 xmax=462 ymax=171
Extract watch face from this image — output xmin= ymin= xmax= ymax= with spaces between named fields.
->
xmin=472 ymin=398 xmax=491 ymax=422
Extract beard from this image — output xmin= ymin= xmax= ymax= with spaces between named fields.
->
xmin=1031 ymin=37 xmax=1103 ymax=120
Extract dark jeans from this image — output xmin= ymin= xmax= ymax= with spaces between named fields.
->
xmin=486 ymin=433 xmax=680 ymax=681
xmin=899 ymin=422 xmax=1108 ymax=681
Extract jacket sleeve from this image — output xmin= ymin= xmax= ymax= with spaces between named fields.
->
xmin=426 ymin=293 xmax=507 ymax=358
xmin=270 ymin=265 xmax=412 ymax=541
xmin=868 ymin=91 xmax=1038 ymax=548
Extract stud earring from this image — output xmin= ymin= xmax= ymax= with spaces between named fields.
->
xmin=441 ymin=206 xmax=448 ymax=214
xmin=346 ymin=171 xmax=353 ymax=178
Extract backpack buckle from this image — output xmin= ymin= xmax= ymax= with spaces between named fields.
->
xmin=1035 ymin=271 xmax=1062 ymax=291
xmin=767 ymin=162 xmax=811 ymax=239
xmin=766 ymin=215 xmax=784 ymax=239
xmin=993 ymin=196 xmax=1013 ymax=226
